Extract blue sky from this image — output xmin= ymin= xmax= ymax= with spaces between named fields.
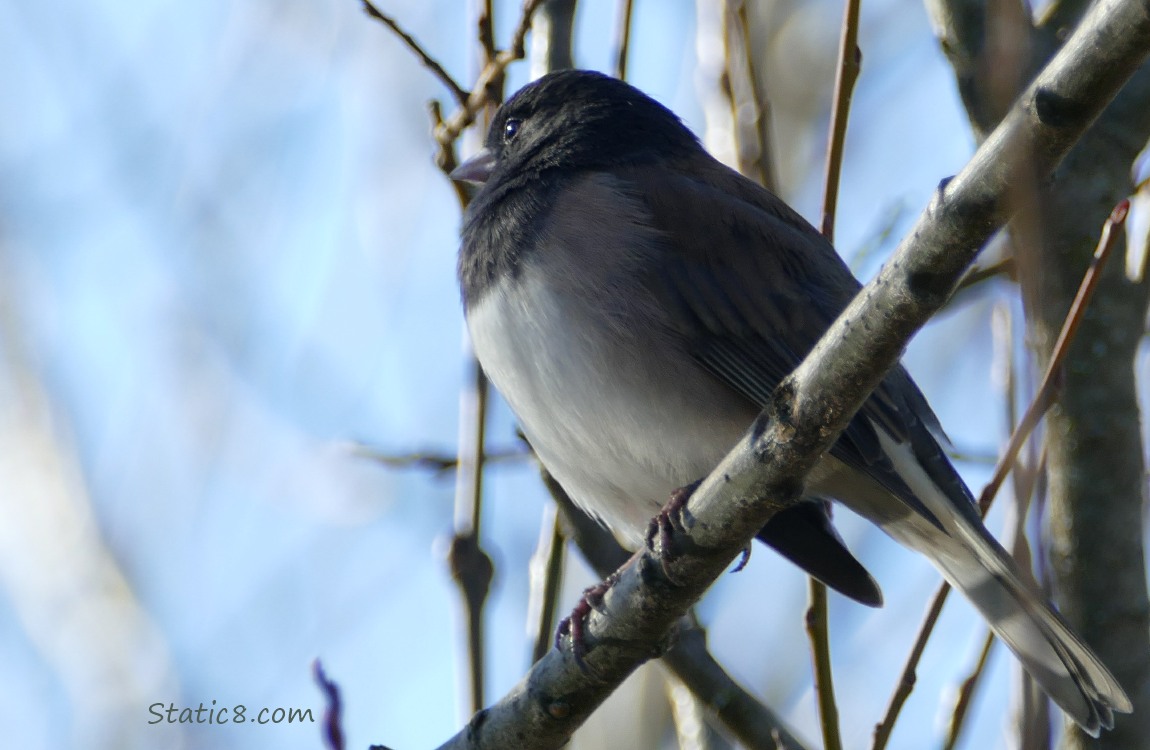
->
xmin=0 ymin=0 xmax=1079 ymax=748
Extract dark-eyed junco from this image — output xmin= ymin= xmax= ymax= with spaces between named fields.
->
xmin=451 ymin=69 xmax=1129 ymax=734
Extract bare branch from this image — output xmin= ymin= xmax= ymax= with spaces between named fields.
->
xmin=478 ymin=0 xmax=497 ymax=65
xmin=447 ymin=529 xmax=494 ymax=713
xmin=435 ymin=0 xmax=548 ymax=146
xmin=446 ymin=338 xmax=493 ymax=715
xmin=871 ymin=585 xmax=953 ymax=750
xmin=355 ymin=443 xmax=530 ymax=475
xmin=438 ymin=0 xmax=540 ymax=712
xmin=613 ymin=0 xmax=635 ymax=79
xmin=544 ymin=470 xmax=811 ymax=749
xmin=662 ymin=623 xmax=809 ymax=750
xmin=955 ymin=256 xmax=1017 ymax=291
xmin=820 ymin=0 xmax=861 ymax=242
xmin=928 ymin=0 xmax=1050 ymax=138
xmin=528 ymin=506 xmax=567 ymax=663
xmin=804 ymin=579 xmax=841 ymax=750
xmin=722 ymin=2 xmax=776 ymax=190
xmin=314 ymin=660 xmax=346 ymax=750
xmin=943 ymin=632 xmax=997 ymax=749
xmin=362 ymin=0 xmax=470 ymax=106
xmin=426 ymin=101 xmax=468 ymax=207
xmin=975 ymin=199 xmax=1125 ymax=513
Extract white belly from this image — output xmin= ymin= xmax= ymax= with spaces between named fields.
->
xmin=467 ymin=269 xmax=755 ymax=548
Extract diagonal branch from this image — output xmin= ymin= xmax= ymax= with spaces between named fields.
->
xmin=362 ymin=0 xmax=470 ymax=106
xmin=433 ymin=0 xmax=1150 ymax=746
xmin=975 ymin=200 xmax=1126 ymax=511
xmin=369 ymin=0 xmax=546 ymax=155
xmin=543 ymin=468 xmax=811 ymax=748
xmin=434 ymin=0 xmax=547 ymax=146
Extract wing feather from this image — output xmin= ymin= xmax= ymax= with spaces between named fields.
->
xmin=623 ymin=162 xmax=961 ymax=528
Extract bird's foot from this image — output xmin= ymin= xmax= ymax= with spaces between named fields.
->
xmin=555 ymin=569 xmax=623 ymax=672
xmin=645 ymin=479 xmax=702 ymax=584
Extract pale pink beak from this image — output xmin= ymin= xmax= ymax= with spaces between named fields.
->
xmin=450 ymin=148 xmax=497 ymax=184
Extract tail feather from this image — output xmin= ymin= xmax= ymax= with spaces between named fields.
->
xmin=900 ymin=516 xmax=1131 ymax=735
xmin=756 ymin=499 xmax=884 ymax=607
xmin=841 ymin=431 xmax=1133 ymax=734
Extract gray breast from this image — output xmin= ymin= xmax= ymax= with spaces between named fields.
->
xmin=464 ymin=174 xmax=756 ymax=547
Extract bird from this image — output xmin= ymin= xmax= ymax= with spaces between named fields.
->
xmin=450 ymin=68 xmax=1130 ymax=734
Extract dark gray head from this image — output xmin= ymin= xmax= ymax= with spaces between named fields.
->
xmin=452 ymin=70 xmax=701 ymax=190
xmin=454 ymin=71 xmax=701 ymax=304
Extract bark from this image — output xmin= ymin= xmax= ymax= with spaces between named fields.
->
xmin=1028 ymin=104 xmax=1150 ymax=749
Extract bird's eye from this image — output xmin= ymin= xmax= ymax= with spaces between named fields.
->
xmin=503 ymin=118 xmax=522 ymax=142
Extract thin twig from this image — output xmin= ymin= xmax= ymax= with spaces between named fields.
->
xmin=805 ymin=2 xmax=863 ymax=747
xmin=871 ymin=200 xmax=1128 ymax=748
xmin=427 ymin=101 xmax=468 ymax=207
xmin=442 ymin=0 xmax=525 ymax=712
xmin=454 ymin=363 xmax=490 ymax=538
xmin=956 ymin=256 xmax=1018 ymax=291
xmin=313 ymin=660 xmax=346 ymax=750
xmin=871 ymin=585 xmax=954 ymax=750
xmin=355 ymin=444 xmax=530 ymax=475
xmin=735 ymin=2 xmax=775 ymax=191
xmin=943 ymin=631 xmax=996 ymax=750
xmin=448 ymin=533 xmax=492 ymax=711
xmin=821 ymin=0 xmax=862 ymax=243
xmin=376 ymin=0 xmax=545 ymax=163
xmin=434 ymin=0 xmax=547 ymax=147
xmin=943 ymin=303 xmax=1016 ymax=745
xmin=362 ymin=0 xmax=470 ymax=106
xmin=942 ymin=308 xmax=1014 ymax=747
xmin=528 ymin=505 xmax=567 ymax=663
xmin=1012 ymin=261 xmax=1052 ymax=748
xmin=507 ymin=0 xmax=545 ymax=62
xmin=804 ymin=579 xmax=842 ymax=750
xmin=975 ymin=198 xmax=1127 ymax=512
xmin=613 ymin=0 xmax=635 ymax=79
xmin=722 ymin=2 xmax=775 ymax=190
xmin=441 ymin=0 xmax=557 ymax=715
xmin=449 ymin=360 xmax=493 ymax=716
xmin=478 ymin=0 xmax=497 ymax=65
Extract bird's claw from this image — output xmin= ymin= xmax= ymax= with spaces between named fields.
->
xmin=644 ymin=480 xmax=701 ymax=585
xmin=555 ymin=572 xmax=619 ymax=671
